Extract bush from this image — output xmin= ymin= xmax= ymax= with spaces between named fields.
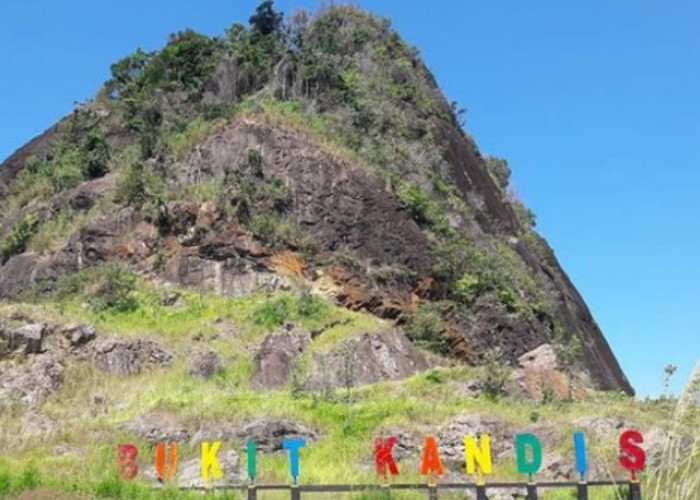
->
xmin=485 ymin=156 xmax=511 ymax=190
xmin=454 ymin=273 xmax=482 ymax=304
xmin=89 ymin=264 xmax=139 ymax=313
xmin=115 ymin=162 xmax=162 ymax=208
xmin=0 ymin=215 xmax=38 ymax=263
xmin=403 ymin=303 xmax=448 ymax=354
xmin=248 ymin=213 xmax=297 ymax=249
xmin=481 ymin=348 xmax=511 ymax=399
xmin=396 ymin=183 xmax=434 ymax=225
xmin=252 ymin=296 xmax=292 ymax=328
xmin=80 ymin=129 xmax=111 ymax=179
xmin=297 ymin=290 xmax=327 ymax=320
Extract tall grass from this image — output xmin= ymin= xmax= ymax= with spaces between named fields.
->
xmin=645 ymin=358 xmax=700 ymax=500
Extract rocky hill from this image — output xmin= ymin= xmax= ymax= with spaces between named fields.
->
xmin=0 ymin=2 xmax=649 ymax=498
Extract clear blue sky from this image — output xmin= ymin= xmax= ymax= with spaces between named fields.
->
xmin=1 ymin=1 xmax=697 ymax=398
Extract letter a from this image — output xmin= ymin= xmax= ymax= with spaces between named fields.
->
xmin=155 ymin=442 xmax=179 ymax=481
xmin=420 ymin=436 xmax=444 ymax=477
xmin=201 ymin=441 xmax=222 ymax=479
xmin=374 ymin=436 xmax=399 ymax=478
xmin=465 ymin=435 xmax=493 ymax=478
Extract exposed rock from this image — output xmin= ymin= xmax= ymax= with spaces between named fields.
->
xmin=518 ymin=344 xmax=557 ymax=371
xmin=505 ymin=343 xmax=571 ymax=400
xmin=188 ymin=350 xmax=222 ymax=379
xmin=0 ymin=356 xmax=64 ymax=406
xmin=92 ymin=337 xmax=172 ymax=375
xmin=176 ymin=450 xmax=241 ymax=488
xmin=453 ymin=379 xmax=483 ymax=398
xmin=438 ymin=414 xmax=512 ymax=471
xmin=124 ymin=412 xmax=191 ymax=443
xmin=305 ymin=329 xmax=433 ymax=391
xmin=572 ymin=416 xmax=631 ymax=441
xmin=60 ymin=324 xmax=97 ymax=348
xmin=251 ymin=324 xmax=310 ymax=389
xmin=20 ymin=410 xmax=61 ymax=440
xmin=0 ymin=323 xmax=47 ymax=356
xmin=232 ymin=419 xmax=318 ymax=453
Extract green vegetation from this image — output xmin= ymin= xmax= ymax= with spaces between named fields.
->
xmin=402 ymin=303 xmax=448 ymax=354
xmin=79 ymin=130 xmax=111 ymax=179
xmin=251 ymin=291 xmax=329 ymax=329
xmin=0 ymin=215 xmax=38 ymax=264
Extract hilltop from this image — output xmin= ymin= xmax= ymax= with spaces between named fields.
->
xmin=0 ymin=3 xmax=673 ymax=499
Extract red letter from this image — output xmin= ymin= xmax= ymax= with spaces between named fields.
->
xmin=374 ymin=437 xmax=399 ymax=478
xmin=155 ymin=442 xmax=179 ymax=481
xmin=420 ymin=436 xmax=444 ymax=477
xmin=118 ymin=444 xmax=138 ymax=479
xmin=619 ymin=430 xmax=646 ymax=478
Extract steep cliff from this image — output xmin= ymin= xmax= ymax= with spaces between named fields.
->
xmin=0 ymin=3 xmax=632 ymax=395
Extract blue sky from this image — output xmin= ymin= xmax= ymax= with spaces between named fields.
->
xmin=0 ymin=1 xmax=697 ymax=397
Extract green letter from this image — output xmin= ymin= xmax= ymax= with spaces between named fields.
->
xmin=515 ymin=433 xmax=542 ymax=476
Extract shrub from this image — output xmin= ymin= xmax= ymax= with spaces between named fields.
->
xmin=115 ymin=162 xmax=162 ymax=208
xmin=297 ymin=289 xmax=327 ymax=320
xmin=80 ymin=129 xmax=111 ymax=179
xmin=481 ymin=347 xmax=511 ymax=399
xmin=454 ymin=273 xmax=482 ymax=304
xmin=116 ymin=163 xmax=148 ymax=207
xmin=89 ymin=264 xmax=139 ymax=313
xmin=248 ymin=213 xmax=297 ymax=249
xmin=251 ymin=296 xmax=292 ymax=328
xmin=403 ymin=303 xmax=448 ymax=354
xmin=485 ymin=156 xmax=511 ymax=190
xmin=396 ymin=183 xmax=434 ymax=225
xmin=0 ymin=215 xmax=38 ymax=263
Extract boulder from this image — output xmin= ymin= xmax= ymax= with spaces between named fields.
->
xmin=0 ymin=323 xmax=48 ymax=357
xmin=189 ymin=350 xmax=222 ymax=379
xmin=517 ymin=344 xmax=557 ymax=371
xmin=60 ymin=324 xmax=97 ymax=348
xmin=176 ymin=450 xmax=241 ymax=488
xmin=92 ymin=337 xmax=172 ymax=375
xmin=232 ymin=419 xmax=318 ymax=453
xmin=0 ymin=356 xmax=64 ymax=406
xmin=124 ymin=412 xmax=191 ymax=444
xmin=250 ymin=324 xmax=310 ymax=389
xmin=572 ymin=416 xmax=630 ymax=441
xmin=438 ymin=414 xmax=512 ymax=471
xmin=305 ymin=329 xmax=433 ymax=391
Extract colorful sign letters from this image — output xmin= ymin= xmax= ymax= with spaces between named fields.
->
xmin=117 ymin=429 xmax=645 ymax=484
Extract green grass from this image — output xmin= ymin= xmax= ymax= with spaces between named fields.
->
xmin=0 ymin=272 xmax=688 ymax=500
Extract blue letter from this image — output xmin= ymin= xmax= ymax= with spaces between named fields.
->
xmin=282 ymin=438 xmax=306 ymax=482
xmin=574 ymin=432 xmax=587 ymax=480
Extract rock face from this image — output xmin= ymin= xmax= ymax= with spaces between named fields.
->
xmin=251 ymin=324 xmax=311 ymax=389
xmin=92 ymin=337 xmax=172 ymax=375
xmin=188 ymin=350 xmax=222 ymax=379
xmin=305 ymin=329 xmax=434 ymax=391
xmin=0 ymin=5 xmax=633 ymax=395
xmin=0 ymin=323 xmax=48 ymax=356
xmin=0 ymin=356 xmax=64 ymax=406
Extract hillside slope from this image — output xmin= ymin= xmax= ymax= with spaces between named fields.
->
xmin=0 ymin=4 xmax=631 ymax=396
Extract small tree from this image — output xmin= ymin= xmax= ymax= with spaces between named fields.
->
xmin=249 ymin=1 xmax=284 ymax=36
xmin=663 ymin=364 xmax=677 ymax=399
xmin=481 ymin=347 xmax=511 ymax=399
xmin=80 ymin=130 xmax=110 ymax=179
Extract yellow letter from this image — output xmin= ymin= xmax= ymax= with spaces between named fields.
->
xmin=201 ymin=441 xmax=222 ymax=479
xmin=465 ymin=434 xmax=493 ymax=480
